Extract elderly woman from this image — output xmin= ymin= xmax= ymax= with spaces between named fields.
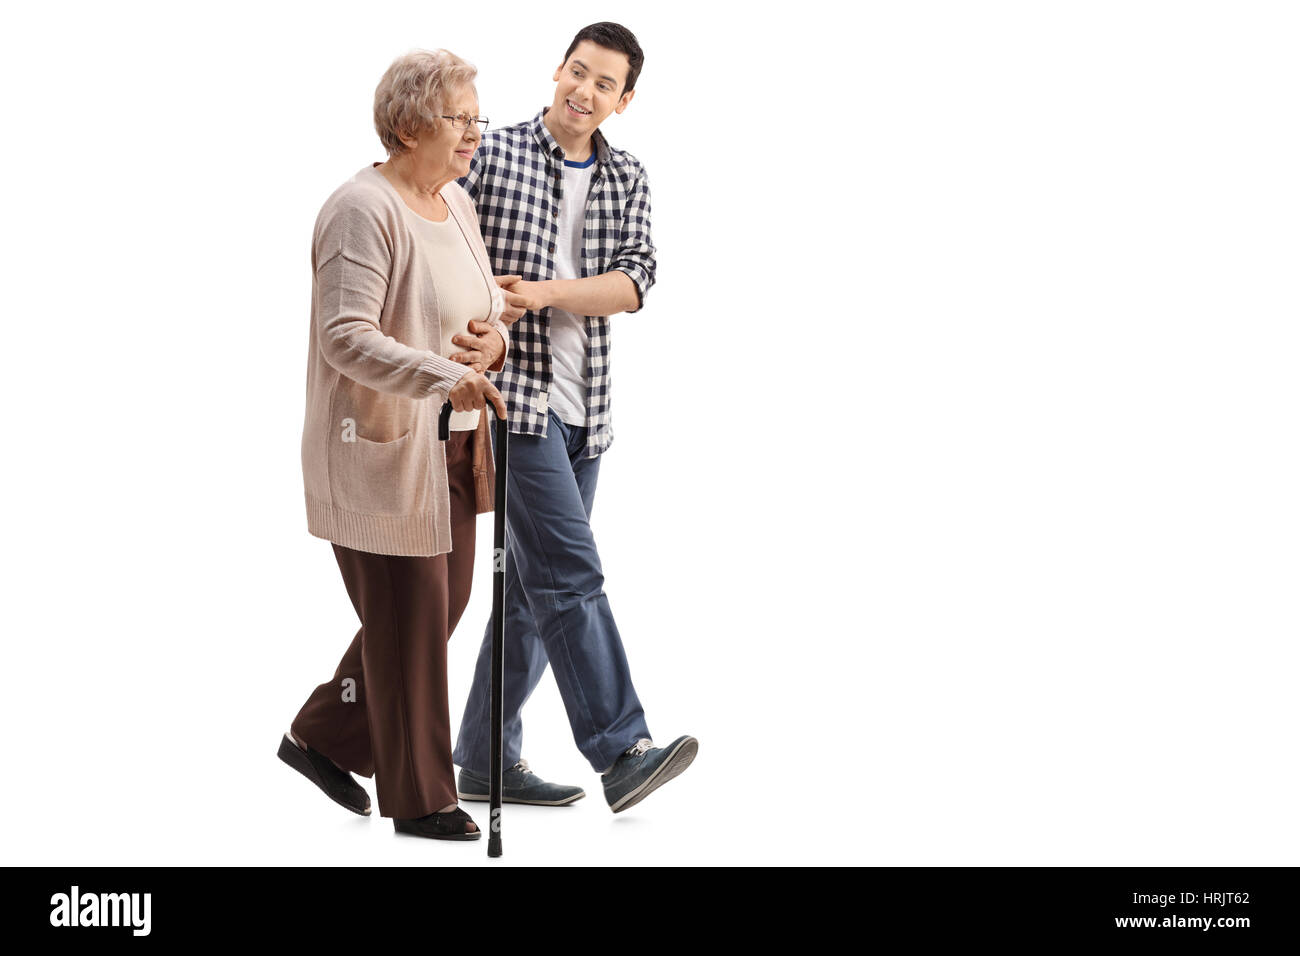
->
xmin=277 ymin=49 xmax=529 ymax=841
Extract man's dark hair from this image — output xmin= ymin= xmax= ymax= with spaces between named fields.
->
xmin=563 ymin=22 xmax=644 ymax=95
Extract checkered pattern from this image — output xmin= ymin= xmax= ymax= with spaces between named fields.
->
xmin=459 ymin=108 xmax=657 ymax=457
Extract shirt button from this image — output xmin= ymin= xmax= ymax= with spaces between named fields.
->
xmin=549 ymin=243 xmax=556 ymax=253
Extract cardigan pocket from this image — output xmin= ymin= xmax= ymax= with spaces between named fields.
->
xmin=330 ymin=429 xmax=422 ymax=517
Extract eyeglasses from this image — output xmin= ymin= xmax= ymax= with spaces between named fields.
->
xmin=440 ymin=113 xmax=490 ymax=132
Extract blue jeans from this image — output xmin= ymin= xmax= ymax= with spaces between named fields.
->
xmin=453 ymin=410 xmax=651 ymax=774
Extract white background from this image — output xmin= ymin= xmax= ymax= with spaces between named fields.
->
xmin=1 ymin=0 xmax=1297 ymax=866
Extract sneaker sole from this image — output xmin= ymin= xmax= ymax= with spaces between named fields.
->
xmin=609 ymin=737 xmax=698 ymax=813
xmin=457 ymin=790 xmax=586 ymax=806
xmin=278 ymin=735 xmax=371 ymax=816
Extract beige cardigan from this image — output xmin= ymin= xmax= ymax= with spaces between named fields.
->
xmin=301 ymin=164 xmax=510 ymax=557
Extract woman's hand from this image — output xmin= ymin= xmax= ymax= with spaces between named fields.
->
xmin=495 ymin=274 xmax=547 ymax=324
xmin=448 ymin=369 xmax=507 ymax=419
xmin=450 ymin=320 xmax=505 ymax=372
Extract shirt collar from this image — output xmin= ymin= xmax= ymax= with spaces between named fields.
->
xmin=530 ymin=107 xmax=611 ymax=167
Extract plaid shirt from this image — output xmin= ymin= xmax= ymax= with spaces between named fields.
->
xmin=458 ymin=108 xmax=657 ymax=457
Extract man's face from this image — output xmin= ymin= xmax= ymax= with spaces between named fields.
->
xmin=550 ymin=40 xmax=635 ymax=140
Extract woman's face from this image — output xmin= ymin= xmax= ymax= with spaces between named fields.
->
xmin=411 ymin=83 xmax=481 ymax=181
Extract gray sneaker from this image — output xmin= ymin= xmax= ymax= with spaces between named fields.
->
xmin=457 ymin=759 xmax=586 ymax=806
xmin=602 ymin=736 xmax=698 ymax=813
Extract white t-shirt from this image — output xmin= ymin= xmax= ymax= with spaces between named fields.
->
xmin=547 ymin=155 xmax=595 ymax=427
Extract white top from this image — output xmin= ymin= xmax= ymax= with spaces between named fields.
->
xmin=402 ymin=204 xmax=493 ymax=430
xmin=547 ymin=157 xmax=595 ymax=427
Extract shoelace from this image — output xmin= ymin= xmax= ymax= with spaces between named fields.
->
xmin=626 ymin=739 xmax=653 ymax=758
xmin=512 ymin=759 xmax=534 ymax=774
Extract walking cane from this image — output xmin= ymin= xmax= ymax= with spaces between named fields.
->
xmin=440 ymin=398 xmax=507 ymax=858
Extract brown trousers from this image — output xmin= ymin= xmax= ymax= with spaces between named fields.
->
xmin=291 ymin=429 xmax=477 ymax=819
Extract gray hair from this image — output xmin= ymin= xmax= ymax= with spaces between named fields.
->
xmin=373 ymin=49 xmax=477 ymax=156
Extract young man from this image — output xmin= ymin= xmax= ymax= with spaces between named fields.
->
xmin=452 ymin=22 xmax=697 ymax=812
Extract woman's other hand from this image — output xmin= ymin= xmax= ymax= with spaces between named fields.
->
xmin=448 ymin=369 xmax=507 ymax=419
xmin=450 ymin=320 xmax=505 ymax=372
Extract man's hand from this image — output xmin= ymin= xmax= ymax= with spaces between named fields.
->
xmin=449 ymin=320 xmax=505 ymax=373
xmin=448 ymin=369 xmax=507 ymax=419
xmin=495 ymin=274 xmax=548 ymax=323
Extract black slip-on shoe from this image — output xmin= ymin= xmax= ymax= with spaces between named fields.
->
xmin=602 ymin=735 xmax=698 ymax=813
xmin=457 ymin=758 xmax=586 ymax=806
xmin=277 ymin=733 xmax=371 ymax=816
xmin=392 ymin=806 xmax=481 ymax=841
